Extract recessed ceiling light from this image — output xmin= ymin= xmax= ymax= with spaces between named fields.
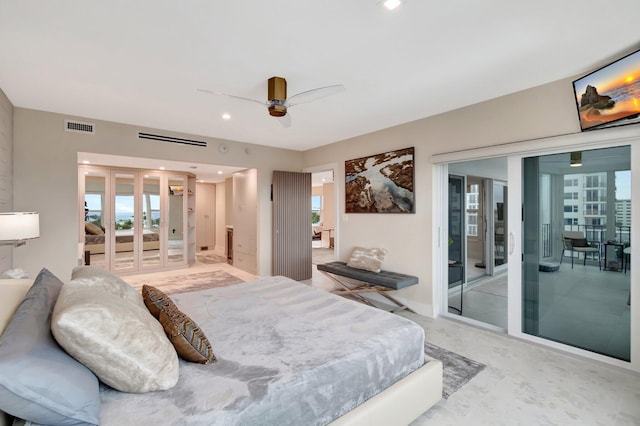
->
xmin=382 ymin=0 xmax=403 ymax=10
xmin=82 ymin=160 xmax=90 ymax=164
xmin=222 ymin=113 xmax=231 ymax=120
xmin=217 ymin=171 xmax=223 ymax=175
xmin=159 ymin=166 xmax=165 ymax=170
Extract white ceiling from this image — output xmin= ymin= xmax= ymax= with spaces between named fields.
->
xmin=1 ymin=1 xmax=640 ymax=152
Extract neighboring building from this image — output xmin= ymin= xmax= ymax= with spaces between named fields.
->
xmin=563 ymin=172 xmax=607 ymax=230
xmin=616 ymin=199 xmax=631 ymax=228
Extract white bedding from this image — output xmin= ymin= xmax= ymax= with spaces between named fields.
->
xmin=99 ymin=276 xmax=427 ymax=425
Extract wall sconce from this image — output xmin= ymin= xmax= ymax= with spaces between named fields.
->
xmin=0 ymin=212 xmax=40 ymax=247
xmin=570 ymin=151 xmax=582 ymax=167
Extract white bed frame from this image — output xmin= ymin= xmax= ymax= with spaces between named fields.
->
xmin=0 ymin=279 xmax=442 ymax=426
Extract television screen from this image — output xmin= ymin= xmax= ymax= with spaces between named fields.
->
xmin=572 ymin=48 xmax=640 ymax=131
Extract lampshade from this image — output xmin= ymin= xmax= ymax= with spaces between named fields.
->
xmin=0 ymin=212 xmax=40 ymax=241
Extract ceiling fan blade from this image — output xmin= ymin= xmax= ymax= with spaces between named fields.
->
xmin=277 ymin=113 xmax=292 ymax=128
xmin=286 ymin=84 xmax=345 ymax=107
xmin=197 ymin=88 xmax=267 ymax=107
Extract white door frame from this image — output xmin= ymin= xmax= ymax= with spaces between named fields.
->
xmin=432 ymin=126 xmax=639 ymax=373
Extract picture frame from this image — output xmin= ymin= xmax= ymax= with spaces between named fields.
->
xmin=345 ymin=147 xmax=415 ymax=213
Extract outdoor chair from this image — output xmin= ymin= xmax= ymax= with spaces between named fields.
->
xmin=561 ymin=231 xmax=601 ymax=269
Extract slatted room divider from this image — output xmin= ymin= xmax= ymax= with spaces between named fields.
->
xmin=272 ymin=170 xmax=312 ymax=280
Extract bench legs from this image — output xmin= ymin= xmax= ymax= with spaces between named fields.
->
xmin=319 ymin=271 xmax=416 ymax=314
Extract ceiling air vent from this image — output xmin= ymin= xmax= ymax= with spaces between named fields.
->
xmin=65 ymin=119 xmax=95 ymax=134
xmin=138 ymin=132 xmax=207 ymax=148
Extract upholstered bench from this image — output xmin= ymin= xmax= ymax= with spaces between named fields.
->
xmin=317 ymin=261 xmax=418 ymax=313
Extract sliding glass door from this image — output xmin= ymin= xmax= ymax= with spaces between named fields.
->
xmin=522 ymin=146 xmax=631 ymax=361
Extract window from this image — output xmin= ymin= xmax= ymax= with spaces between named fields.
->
xmin=85 ymin=193 xmax=103 ymax=226
xmin=311 ymin=195 xmax=321 ymax=224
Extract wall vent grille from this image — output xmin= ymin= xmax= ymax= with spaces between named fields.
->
xmin=65 ymin=120 xmax=95 ymax=134
xmin=138 ymin=132 xmax=208 ymax=147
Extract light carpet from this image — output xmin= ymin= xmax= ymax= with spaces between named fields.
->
xmin=196 ymin=251 xmax=228 ymax=264
xmin=424 ymin=341 xmax=485 ymax=399
xmin=128 ymin=270 xmax=245 ymax=295
xmin=312 ymin=248 xmax=335 ymax=265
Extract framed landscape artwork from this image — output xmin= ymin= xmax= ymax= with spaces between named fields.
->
xmin=345 ymin=147 xmax=415 ymax=213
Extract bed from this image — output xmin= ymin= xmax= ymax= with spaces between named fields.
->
xmin=84 ymin=226 xmax=161 ymax=255
xmin=0 ymin=271 xmax=442 ymax=426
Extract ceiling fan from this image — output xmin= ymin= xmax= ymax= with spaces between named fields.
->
xmin=198 ymin=76 xmax=345 ymax=127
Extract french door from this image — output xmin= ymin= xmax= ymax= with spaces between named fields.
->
xmin=79 ymin=165 xmax=188 ymax=274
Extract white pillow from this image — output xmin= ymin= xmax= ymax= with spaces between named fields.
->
xmin=51 ymin=282 xmax=179 ymax=393
xmin=71 ymin=266 xmax=144 ymax=308
xmin=346 ymin=247 xmax=388 ymax=273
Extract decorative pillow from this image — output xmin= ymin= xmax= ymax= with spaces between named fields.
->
xmin=159 ymin=307 xmax=216 ymax=364
xmin=71 ymin=265 xmax=144 ymax=307
xmin=51 ymin=282 xmax=179 ymax=393
xmin=143 ymin=285 xmax=215 ymax=364
xmin=142 ymin=284 xmax=177 ymax=319
xmin=346 ymin=246 xmax=388 ymax=273
xmin=84 ymin=221 xmax=104 ymax=235
xmin=571 ymin=238 xmax=589 ymax=248
xmin=0 ymin=268 xmax=100 ymax=425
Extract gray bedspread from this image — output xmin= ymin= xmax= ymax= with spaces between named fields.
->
xmin=100 ymin=276 xmax=425 ymax=425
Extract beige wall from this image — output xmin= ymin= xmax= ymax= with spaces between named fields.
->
xmin=0 ymin=89 xmax=13 ymax=273
xmin=214 ymin=182 xmax=226 ymax=255
xmin=12 ymin=108 xmax=302 ymax=279
xmin=322 ymin=182 xmax=335 ymax=229
xmin=301 ymin=77 xmax=584 ymax=316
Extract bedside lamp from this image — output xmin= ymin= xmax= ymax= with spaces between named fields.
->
xmin=0 ymin=212 xmax=40 ymax=247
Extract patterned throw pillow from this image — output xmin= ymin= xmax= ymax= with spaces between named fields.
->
xmin=142 ymin=284 xmax=177 ymax=319
xmin=142 ymin=285 xmax=215 ymax=364
xmin=159 ymin=308 xmax=216 ymax=364
xmin=346 ymin=247 xmax=388 ymax=273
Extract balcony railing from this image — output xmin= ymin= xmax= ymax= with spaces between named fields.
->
xmin=541 ymin=224 xmax=630 ymax=263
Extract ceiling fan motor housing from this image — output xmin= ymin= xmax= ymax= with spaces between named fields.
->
xmin=268 ymin=76 xmax=288 ymax=116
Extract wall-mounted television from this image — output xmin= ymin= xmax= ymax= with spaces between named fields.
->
xmin=572 ymin=48 xmax=640 ymax=131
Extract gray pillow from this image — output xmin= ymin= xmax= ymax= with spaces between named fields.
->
xmin=0 ymin=268 xmax=100 ymax=425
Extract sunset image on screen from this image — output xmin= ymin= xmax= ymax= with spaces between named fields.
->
xmin=573 ymin=50 xmax=640 ymax=130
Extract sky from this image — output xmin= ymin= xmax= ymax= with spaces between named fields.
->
xmin=574 ymin=49 xmax=640 ymax=97
xmin=616 ymin=170 xmax=631 ymax=200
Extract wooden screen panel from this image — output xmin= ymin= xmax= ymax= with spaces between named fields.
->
xmin=272 ymin=171 xmax=312 ymax=280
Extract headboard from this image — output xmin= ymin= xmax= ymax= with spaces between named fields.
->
xmin=0 ymin=279 xmax=33 ymax=337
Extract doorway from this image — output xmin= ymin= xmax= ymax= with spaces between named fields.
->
xmin=447 ymin=159 xmax=509 ymax=329
xmin=311 ymin=170 xmax=335 ymax=266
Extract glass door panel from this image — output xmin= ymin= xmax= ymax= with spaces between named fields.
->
xmin=142 ymin=175 xmax=161 ymax=269
xmin=493 ymin=181 xmax=508 ymax=268
xmin=84 ymin=171 xmax=108 ymax=270
xmin=167 ymin=177 xmax=186 ymax=266
xmin=113 ymin=173 xmax=136 ymax=272
xmin=523 ymin=146 xmax=631 ymax=361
